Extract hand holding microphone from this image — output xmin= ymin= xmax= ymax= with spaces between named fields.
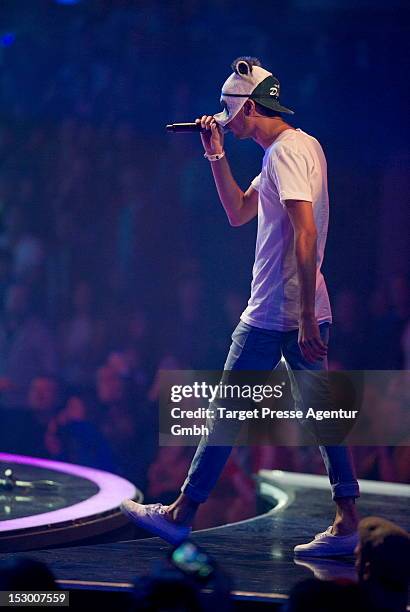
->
xmin=166 ymin=115 xmax=225 ymax=161
xmin=196 ymin=115 xmax=225 ymax=157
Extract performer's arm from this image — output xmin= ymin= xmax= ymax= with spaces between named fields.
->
xmin=284 ymin=199 xmax=328 ymax=363
xmin=197 ymin=115 xmax=258 ymax=226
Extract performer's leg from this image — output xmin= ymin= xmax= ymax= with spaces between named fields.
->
xmin=168 ymin=320 xmax=282 ymax=525
xmin=281 ymin=323 xmax=359 ymax=535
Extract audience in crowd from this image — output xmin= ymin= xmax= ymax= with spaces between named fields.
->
xmin=44 ymin=386 xmax=116 ymax=472
xmin=58 ymin=279 xmax=99 ymax=386
xmin=0 ymin=284 xmax=58 ymax=408
xmin=0 ymin=375 xmax=61 ymax=458
xmin=94 ymin=363 xmax=156 ymax=490
xmin=0 ymin=557 xmax=57 ymax=592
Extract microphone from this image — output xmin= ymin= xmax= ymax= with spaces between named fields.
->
xmin=166 ymin=122 xmax=204 ymax=133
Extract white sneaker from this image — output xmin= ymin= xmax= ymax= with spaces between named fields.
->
xmin=120 ymin=499 xmax=192 ymax=545
xmin=294 ymin=526 xmax=359 ymax=558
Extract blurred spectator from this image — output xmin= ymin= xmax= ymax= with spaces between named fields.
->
xmin=284 ymin=577 xmax=363 ymax=612
xmin=95 ymin=364 xmax=155 ymax=490
xmin=364 ymin=276 xmax=410 ymax=369
xmin=133 ymin=569 xmax=204 ymax=612
xmin=353 ymin=445 xmax=410 ymax=484
xmin=0 ymin=375 xmax=62 ymax=458
xmin=107 ymin=306 xmax=153 ymax=387
xmin=0 ymin=557 xmax=57 ymax=591
xmin=132 ymin=541 xmax=232 ymax=611
xmin=356 ymin=516 xmax=410 ymax=612
xmin=159 ymin=275 xmax=211 ymax=369
xmin=27 ymin=375 xmax=62 ymax=426
xmin=0 ymin=204 xmax=45 ymax=286
xmin=147 ymin=352 xmax=187 ymax=405
xmin=44 ymin=387 xmax=116 ymax=471
xmin=0 ymin=284 xmax=58 ymax=407
xmin=59 ymin=279 xmax=98 ymax=386
xmin=352 ymin=368 xmax=409 ymax=482
xmin=107 ymin=346 xmax=149 ymax=391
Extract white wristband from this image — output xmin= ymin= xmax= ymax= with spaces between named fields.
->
xmin=204 ymin=150 xmax=225 ymax=162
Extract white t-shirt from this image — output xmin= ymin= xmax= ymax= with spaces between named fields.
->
xmin=240 ymin=128 xmax=332 ymax=331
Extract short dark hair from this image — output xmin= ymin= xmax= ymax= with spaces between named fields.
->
xmin=358 ymin=516 xmax=410 ymax=590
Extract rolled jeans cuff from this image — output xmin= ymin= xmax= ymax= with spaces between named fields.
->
xmin=332 ymin=480 xmax=360 ymax=500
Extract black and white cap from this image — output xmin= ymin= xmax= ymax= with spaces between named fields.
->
xmin=213 ymin=57 xmax=294 ymax=127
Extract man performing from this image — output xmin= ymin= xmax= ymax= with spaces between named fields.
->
xmin=121 ymin=57 xmax=360 ymax=556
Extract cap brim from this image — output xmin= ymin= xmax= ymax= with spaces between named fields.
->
xmin=252 ymin=98 xmax=294 ymax=115
xmin=272 ymin=102 xmax=294 ymax=115
xmin=213 ymin=108 xmax=231 ymax=127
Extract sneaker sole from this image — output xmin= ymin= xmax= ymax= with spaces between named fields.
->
xmin=294 ymin=546 xmax=357 ymax=558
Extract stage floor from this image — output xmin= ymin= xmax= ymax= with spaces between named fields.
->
xmin=0 ymin=471 xmax=408 ymax=605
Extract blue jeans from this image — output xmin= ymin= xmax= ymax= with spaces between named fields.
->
xmin=181 ymin=320 xmax=360 ymax=503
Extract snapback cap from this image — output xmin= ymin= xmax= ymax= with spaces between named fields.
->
xmin=213 ymin=57 xmax=294 ymax=127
